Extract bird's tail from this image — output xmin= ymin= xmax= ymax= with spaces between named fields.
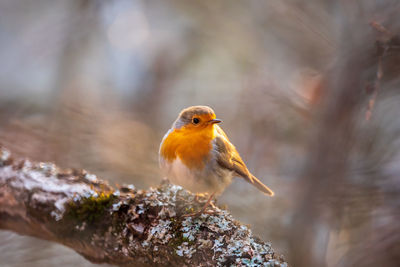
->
xmin=249 ymin=174 xmax=274 ymax=196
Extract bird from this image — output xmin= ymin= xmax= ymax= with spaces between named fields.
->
xmin=159 ymin=105 xmax=274 ymax=214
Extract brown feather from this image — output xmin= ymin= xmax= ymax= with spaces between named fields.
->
xmin=249 ymin=174 xmax=274 ymax=196
xmin=214 ymin=126 xmax=274 ymax=196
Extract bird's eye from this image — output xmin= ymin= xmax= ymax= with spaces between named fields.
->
xmin=192 ymin=117 xmax=200 ymax=124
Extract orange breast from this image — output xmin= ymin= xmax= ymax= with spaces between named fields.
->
xmin=160 ymin=127 xmax=216 ymax=169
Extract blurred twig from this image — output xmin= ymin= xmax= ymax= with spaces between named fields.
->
xmin=366 ymin=21 xmax=400 ymax=120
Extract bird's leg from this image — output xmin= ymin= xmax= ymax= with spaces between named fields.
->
xmin=161 ymin=177 xmax=170 ymax=185
xmin=194 ymin=193 xmax=217 ymax=208
xmin=198 ymin=192 xmax=216 ymax=213
xmin=194 ymin=193 xmax=207 ymax=202
xmin=183 ymin=192 xmax=217 ymax=217
xmin=209 ymin=198 xmax=217 ymax=209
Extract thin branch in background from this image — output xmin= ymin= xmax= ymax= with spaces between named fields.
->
xmin=366 ymin=21 xmax=400 ymax=120
xmin=366 ymin=21 xmax=389 ymax=121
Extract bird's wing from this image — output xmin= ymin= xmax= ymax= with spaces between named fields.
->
xmin=214 ymin=126 xmax=274 ymax=196
xmin=214 ymin=128 xmax=252 ymax=180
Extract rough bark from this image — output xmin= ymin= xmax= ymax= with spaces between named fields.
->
xmin=0 ymin=146 xmax=286 ymax=267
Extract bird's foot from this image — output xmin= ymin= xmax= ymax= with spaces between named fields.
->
xmin=183 ymin=192 xmax=216 ymax=217
xmin=194 ymin=193 xmax=208 ymax=202
xmin=161 ymin=177 xmax=170 ymax=185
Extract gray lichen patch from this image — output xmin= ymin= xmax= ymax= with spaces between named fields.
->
xmin=102 ymin=182 xmax=286 ymax=266
xmin=0 ymin=147 xmax=115 ymax=223
xmin=18 ymin=160 xmax=98 ymax=220
xmin=170 ymin=212 xmax=276 ymax=266
xmin=0 ymin=162 xmax=82 ymax=220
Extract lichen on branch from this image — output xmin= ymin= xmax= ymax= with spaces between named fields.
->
xmin=0 ymin=146 xmax=287 ymax=267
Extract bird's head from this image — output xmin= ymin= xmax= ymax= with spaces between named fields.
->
xmin=173 ymin=106 xmax=222 ymax=130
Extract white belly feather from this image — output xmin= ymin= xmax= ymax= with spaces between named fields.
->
xmin=160 ymin=155 xmax=232 ymax=195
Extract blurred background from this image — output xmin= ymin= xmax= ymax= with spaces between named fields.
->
xmin=0 ymin=0 xmax=399 ymax=266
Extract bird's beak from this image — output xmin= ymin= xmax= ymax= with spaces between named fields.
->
xmin=209 ymin=119 xmax=222 ymax=124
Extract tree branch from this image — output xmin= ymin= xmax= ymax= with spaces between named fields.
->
xmin=0 ymin=146 xmax=286 ymax=267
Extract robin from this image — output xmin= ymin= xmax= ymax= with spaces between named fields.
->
xmin=159 ymin=106 xmax=274 ymax=214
